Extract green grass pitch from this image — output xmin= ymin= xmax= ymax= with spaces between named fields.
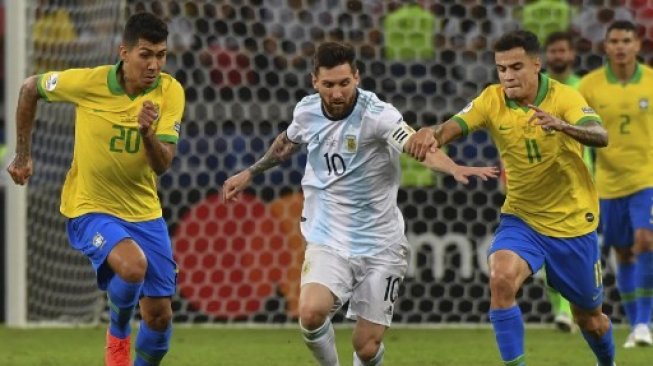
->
xmin=0 ymin=326 xmax=649 ymax=365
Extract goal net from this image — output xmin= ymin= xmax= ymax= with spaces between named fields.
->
xmin=8 ymin=0 xmax=649 ymax=326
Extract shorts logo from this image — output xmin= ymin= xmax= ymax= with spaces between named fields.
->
xmin=45 ymin=73 xmax=59 ymax=91
xmin=345 ymin=134 xmax=357 ymax=152
xmin=385 ymin=305 xmax=394 ymax=315
xmin=92 ymin=232 xmax=106 ymax=249
xmin=585 ymin=212 xmax=595 ymax=223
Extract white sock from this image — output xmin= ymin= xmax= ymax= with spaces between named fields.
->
xmin=353 ymin=342 xmax=384 ymax=366
xmin=301 ymin=318 xmax=340 ymax=366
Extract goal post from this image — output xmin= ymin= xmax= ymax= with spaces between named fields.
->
xmin=5 ymin=0 xmax=29 ymax=328
xmin=4 ymin=0 xmax=126 ymax=327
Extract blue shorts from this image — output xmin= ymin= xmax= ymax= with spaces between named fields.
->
xmin=67 ymin=213 xmax=177 ymax=297
xmin=600 ymin=188 xmax=653 ymax=248
xmin=488 ymin=214 xmax=603 ymax=310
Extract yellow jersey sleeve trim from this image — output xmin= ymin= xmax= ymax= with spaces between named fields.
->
xmin=157 ymin=134 xmax=179 ymax=144
xmin=451 ymin=116 xmax=469 ymax=136
xmin=575 ymin=116 xmax=602 ymax=126
xmin=36 ymin=74 xmax=49 ymax=101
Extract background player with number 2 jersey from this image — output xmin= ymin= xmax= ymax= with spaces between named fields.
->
xmin=407 ymin=30 xmax=615 ymax=366
xmin=222 ymin=41 xmax=497 ymax=366
xmin=579 ymin=20 xmax=653 ymax=349
xmin=7 ymin=13 xmax=184 ymax=366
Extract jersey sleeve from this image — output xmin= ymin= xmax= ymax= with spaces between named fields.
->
xmin=451 ymin=92 xmax=489 ymax=136
xmin=374 ymin=105 xmax=413 ymax=153
xmin=37 ymin=69 xmax=90 ymax=104
xmin=155 ymin=79 xmax=185 ymax=144
xmin=286 ymin=104 xmax=308 ymax=144
xmin=559 ymin=87 xmax=602 ymax=126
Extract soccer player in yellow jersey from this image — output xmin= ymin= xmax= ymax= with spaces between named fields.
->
xmin=407 ymin=30 xmax=616 ymax=366
xmin=540 ymin=31 xmax=585 ymax=333
xmin=7 ymin=13 xmax=184 ymax=366
xmin=579 ymin=20 xmax=653 ymax=349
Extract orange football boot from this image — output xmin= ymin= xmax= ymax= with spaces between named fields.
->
xmin=105 ymin=330 xmax=131 ymax=366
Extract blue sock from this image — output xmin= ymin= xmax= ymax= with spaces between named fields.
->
xmin=581 ymin=321 xmax=615 ymax=366
xmin=617 ymin=262 xmax=637 ymax=327
xmin=489 ymin=306 xmax=525 ymax=366
xmin=135 ymin=321 xmax=172 ymax=366
xmin=636 ymin=251 xmax=653 ymax=325
xmin=107 ymin=275 xmax=143 ymax=339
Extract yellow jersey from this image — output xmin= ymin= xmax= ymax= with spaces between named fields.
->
xmin=453 ymin=75 xmax=601 ymax=237
xmin=578 ymin=63 xmax=653 ymax=199
xmin=37 ymin=62 xmax=185 ymax=221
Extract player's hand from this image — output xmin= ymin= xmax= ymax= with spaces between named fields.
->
xmin=138 ymin=101 xmax=159 ymax=137
xmin=450 ymin=165 xmax=499 ymax=185
xmin=7 ymin=154 xmax=33 ymax=185
xmin=405 ymin=127 xmax=438 ymax=161
xmin=222 ymin=170 xmax=253 ymax=202
xmin=527 ymin=104 xmax=568 ymax=132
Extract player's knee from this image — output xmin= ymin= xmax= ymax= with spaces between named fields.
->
xmin=110 ymin=241 xmax=148 ymax=282
xmin=489 ymin=271 xmax=519 ymax=299
xmin=615 ymin=247 xmax=635 ymax=264
xmin=353 ymin=338 xmax=381 ymax=362
xmin=298 ymin=304 xmax=329 ymax=330
xmin=574 ymin=312 xmax=607 ymax=337
xmin=142 ymin=307 xmax=172 ymax=332
xmin=635 ymin=230 xmax=653 ymax=252
xmin=118 ymin=255 xmax=147 ymax=283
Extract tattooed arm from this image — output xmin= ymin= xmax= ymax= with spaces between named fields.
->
xmin=528 ymin=104 xmax=608 ymax=147
xmin=248 ymin=131 xmax=302 ymax=176
xmin=7 ymin=75 xmax=41 ymax=185
xmin=223 ymin=131 xmax=302 ymax=201
xmin=557 ymin=121 xmax=608 ymax=147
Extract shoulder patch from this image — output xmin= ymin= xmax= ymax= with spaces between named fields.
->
xmin=459 ymin=102 xmax=473 ymax=114
xmin=45 ymin=73 xmax=59 ymax=91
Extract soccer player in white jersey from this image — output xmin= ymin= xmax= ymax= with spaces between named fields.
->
xmin=222 ymin=41 xmax=498 ymax=366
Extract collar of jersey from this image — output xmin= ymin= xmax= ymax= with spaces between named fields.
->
xmin=605 ymin=62 xmax=642 ymax=84
xmin=541 ymin=71 xmax=579 ymax=88
xmin=505 ymin=73 xmax=549 ymax=111
xmin=108 ymin=61 xmax=161 ymax=99
xmin=321 ymin=89 xmax=359 ymax=121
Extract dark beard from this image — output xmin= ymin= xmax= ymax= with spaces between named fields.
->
xmin=548 ymin=63 xmax=569 ymax=74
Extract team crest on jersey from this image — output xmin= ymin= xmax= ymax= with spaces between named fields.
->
xmin=92 ymin=233 xmax=106 ymax=249
xmin=639 ymin=98 xmax=649 ymax=110
xmin=45 ymin=73 xmax=59 ymax=91
xmin=345 ymin=134 xmax=357 ymax=152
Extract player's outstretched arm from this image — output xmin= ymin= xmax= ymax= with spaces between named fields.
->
xmin=421 ymin=149 xmax=499 ymax=185
xmin=527 ymin=104 xmax=608 ymax=147
xmin=7 ymin=75 xmax=41 ymax=185
xmin=405 ymin=119 xmax=464 ymax=161
xmin=139 ymin=101 xmax=176 ymax=175
xmin=222 ymin=131 xmax=301 ymax=202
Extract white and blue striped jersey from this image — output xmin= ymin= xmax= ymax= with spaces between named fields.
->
xmin=286 ymin=89 xmax=413 ymax=255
